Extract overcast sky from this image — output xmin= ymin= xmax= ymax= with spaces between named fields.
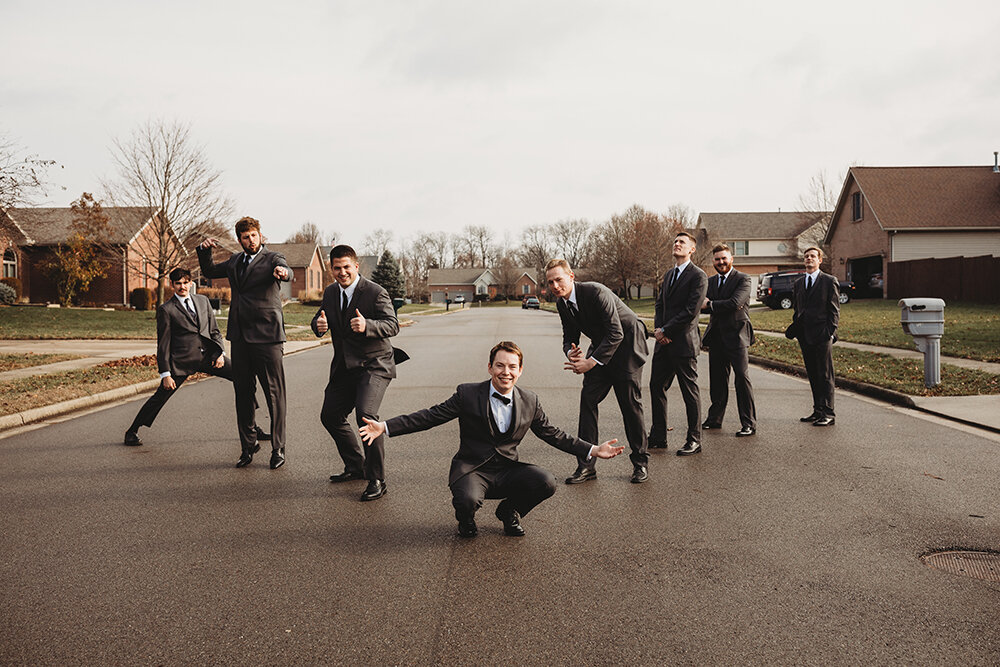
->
xmin=2 ymin=0 xmax=997 ymax=247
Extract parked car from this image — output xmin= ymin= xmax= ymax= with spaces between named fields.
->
xmin=522 ymin=296 xmax=540 ymax=310
xmin=758 ymin=270 xmax=854 ymax=309
xmin=868 ymin=272 xmax=884 ymax=297
xmin=452 ymin=294 xmax=466 ymax=304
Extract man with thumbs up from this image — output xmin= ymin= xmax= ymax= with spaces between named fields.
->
xmin=311 ymin=245 xmax=400 ymax=501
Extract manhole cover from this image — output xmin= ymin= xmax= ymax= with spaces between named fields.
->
xmin=921 ymin=550 xmax=1000 ymax=582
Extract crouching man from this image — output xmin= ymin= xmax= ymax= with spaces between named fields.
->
xmin=359 ymin=341 xmax=624 ymax=538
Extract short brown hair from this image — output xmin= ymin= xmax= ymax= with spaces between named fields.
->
xmin=804 ymin=246 xmax=824 ymax=259
xmin=235 ymin=217 xmax=260 ymax=236
xmin=330 ymin=244 xmax=358 ymax=262
xmin=675 ymin=231 xmax=697 ymax=245
xmin=712 ymin=243 xmax=732 ymax=255
xmin=545 ymin=258 xmax=573 ymax=274
xmin=490 ymin=340 xmax=523 ymax=366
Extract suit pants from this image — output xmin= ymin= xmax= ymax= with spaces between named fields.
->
xmin=706 ymin=343 xmax=757 ymax=428
xmin=649 ymin=345 xmax=701 ymax=444
xmin=129 ymin=355 xmax=244 ymax=431
xmin=320 ymin=364 xmax=391 ymax=481
xmin=231 ymin=339 xmax=285 ymax=453
xmin=577 ymin=362 xmax=648 ymax=470
xmin=450 ymin=456 xmax=556 ymax=521
xmin=799 ymin=338 xmax=835 ymax=418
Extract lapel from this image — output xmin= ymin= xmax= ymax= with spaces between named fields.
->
xmin=667 ymin=266 xmax=687 ymax=297
xmin=480 ymin=381 xmax=495 ymax=437
xmin=171 ymin=297 xmax=196 ymax=331
xmin=192 ymin=295 xmax=207 ymax=335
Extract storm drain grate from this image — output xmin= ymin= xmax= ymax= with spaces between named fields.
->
xmin=921 ymin=550 xmax=1000 ymax=582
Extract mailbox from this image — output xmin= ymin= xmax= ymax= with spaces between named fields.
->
xmin=899 ymin=298 xmax=945 ymax=388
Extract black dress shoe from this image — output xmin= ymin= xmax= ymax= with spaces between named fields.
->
xmin=630 ymin=465 xmax=649 ymax=483
xmin=800 ymin=413 xmax=821 ymax=422
xmin=565 ymin=468 xmax=597 ymax=485
xmin=269 ymin=448 xmax=285 ymax=469
xmin=360 ymin=479 xmax=387 ymax=501
xmin=255 ymin=426 xmax=271 ymax=442
xmin=236 ymin=443 xmax=261 ymax=468
xmin=701 ymin=421 xmax=723 ymax=430
xmin=812 ymin=416 xmax=835 ymax=426
xmin=648 ymin=440 xmax=668 ymax=449
xmin=495 ymin=501 xmax=525 ymax=537
xmin=458 ymin=518 xmax=478 ymax=538
xmin=735 ymin=426 xmax=756 ymax=437
xmin=676 ymin=441 xmax=702 ymax=456
xmin=329 ymin=470 xmax=364 ymax=483
xmin=124 ymin=430 xmax=142 ymax=446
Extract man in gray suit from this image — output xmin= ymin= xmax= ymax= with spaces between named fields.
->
xmin=701 ymin=243 xmax=757 ymax=437
xmin=785 ymin=246 xmax=840 ymax=427
xmin=198 ymin=217 xmax=292 ymax=469
xmin=123 ymin=268 xmax=266 ymax=446
xmin=311 ymin=244 xmax=401 ymax=502
xmin=649 ymin=231 xmax=708 ymax=455
xmin=545 ymin=258 xmax=650 ymax=485
xmin=358 ymin=341 xmax=624 ymax=537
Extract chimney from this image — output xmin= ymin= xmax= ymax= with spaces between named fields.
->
xmin=994 ymin=151 xmax=999 ymax=173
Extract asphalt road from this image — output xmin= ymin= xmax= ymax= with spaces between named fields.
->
xmin=1 ymin=308 xmax=998 ymax=665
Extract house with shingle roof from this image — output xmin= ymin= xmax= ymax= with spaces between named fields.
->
xmin=824 ymin=165 xmax=1000 ymax=298
xmin=693 ymin=211 xmax=827 ymax=299
xmin=0 ymin=205 xmax=171 ymax=305
xmin=266 ymin=242 xmax=326 ymax=301
xmin=426 ymin=267 xmax=538 ymax=303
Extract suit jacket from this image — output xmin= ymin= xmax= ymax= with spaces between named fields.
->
xmin=197 ymin=245 xmax=292 ymax=344
xmin=156 ymin=294 xmax=225 ymax=377
xmin=786 ymin=271 xmax=840 ymax=345
xmin=310 ymin=276 xmax=399 ymax=379
xmin=386 ymin=381 xmax=593 ymax=487
xmin=702 ymin=270 xmax=755 ymax=349
xmin=654 ymin=263 xmax=708 ymax=357
xmin=556 ymin=281 xmax=648 ymax=372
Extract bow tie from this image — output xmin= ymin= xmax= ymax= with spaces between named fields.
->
xmin=492 ymin=392 xmax=511 ymax=405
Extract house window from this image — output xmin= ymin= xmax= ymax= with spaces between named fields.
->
xmin=522 ymin=283 xmax=530 ymax=295
xmin=731 ymin=241 xmax=749 ymax=256
xmin=477 ymin=284 xmax=487 ymax=295
xmin=852 ymin=192 xmax=863 ymax=221
xmin=2 ymin=249 xmax=16 ymax=278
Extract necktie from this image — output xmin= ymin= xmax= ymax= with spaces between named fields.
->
xmin=492 ymin=392 xmax=511 ymax=405
xmin=567 ymin=300 xmax=579 ymax=319
xmin=806 ymin=275 xmax=813 ymax=291
xmin=184 ymin=298 xmax=197 ymax=323
xmin=668 ymin=267 xmax=679 ymax=289
xmin=238 ymin=253 xmax=251 ymax=278
xmin=342 ymin=290 xmax=349 ymax=317
xmin=718 ymin=274 xmax=725 ymax=291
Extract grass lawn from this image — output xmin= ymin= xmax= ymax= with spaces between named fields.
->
xmin=749 ymin=300 xmax=1000 ymax=362
xmin=0 ymin=353 xmax=85 ymax=372
xmin=0 ymin=305 xmax=157 ymax=339
xmin=0 ymin=360 xmax=158 ymax=416
xmin=749 ymin=336 xmax=1000 ymax=396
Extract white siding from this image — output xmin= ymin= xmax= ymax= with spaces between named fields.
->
xmin=891 ymin=231 xmax=1000 ymax=262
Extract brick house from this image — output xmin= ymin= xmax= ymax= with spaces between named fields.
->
xmin=427 ymin=267 xmax=538 ymax=303
xmin=266 ymin=242 xmax=325 ymax=301
xmin=0 ymin=206 xmax=177 ymax=305
xmin=824 ymin=165 xmax=1000 ymax=297
xmin=693 ymin=212 xmax=828 ymax=299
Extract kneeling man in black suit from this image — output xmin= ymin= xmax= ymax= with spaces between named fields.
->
xmin=359 ymin=341 xmax=624 ymax=538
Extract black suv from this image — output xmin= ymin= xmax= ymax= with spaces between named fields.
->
xmin=757 ymin=271 xmax=854 ymax=309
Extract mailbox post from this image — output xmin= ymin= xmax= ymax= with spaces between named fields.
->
xmin=898 ymin=298 xmax=946 ymax=388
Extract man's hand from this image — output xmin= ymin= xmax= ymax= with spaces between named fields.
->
xmin=564 ymin=355 xmax=597 ymax=374
xmin=273 ymin=265 xmax=288 ymax=280
xmin=161 ymin=376 xmax=176 ymax=390
xmin=593 ymin=438 xmax=624 ymax=459
xmin=653 ymin=328 xmax=671 ymax=346
xmin=212 ymin=354 xmax=225 ymax=369
xmin=198 ymin=238 xmax=218 ymax=250
xmin=315 ymin=309 xmax=328 ymax=334
xmin=702 ymin=297 xmax=710 ymax=310
xmin=359 ymin=416 xmax=384 ymax=445
xmin=350 ymin=308 xmax=366 ymax=333
xmin=567 ymin=343 xmax=584 ymax=361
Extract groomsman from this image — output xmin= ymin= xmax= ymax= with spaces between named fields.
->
xmin=649 ymin=232 xmax=708 ymax=455
xmin=785 ymin=246 xmax=839 ymax=426
xmin=198 ymin=217 xmax=292 ymax=469
xmin=700 ymin=244 xmax=757 ymax=437
xmin=545 ymin=259 xmax=650 ymax=484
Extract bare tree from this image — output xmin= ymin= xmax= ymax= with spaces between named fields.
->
xmin=796 ymin=170 xmax=838 ymax=251
xmin=457 ymin=225 xmax=496 ymax=267
xmin=0 ymin=132 xmax=61 ymax=209
xmin=550 ymin=218 xmax=592 ymax=268
xmin=398 ymin=232 xmax=446 ymax=302
xmin=517 ymin=224 xmax=554 ymax=287
xmin=286 ymin=221 xmax=333 ymax=245
xmin=492 ymin=252 xmax=520 ymax=302
xmin=362 ymin=227 xmax=394 ymax=259
xmin=103 ymin=120 xmax=233 ymax=305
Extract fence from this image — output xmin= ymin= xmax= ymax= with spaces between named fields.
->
xmin=887 ymin=255 xmax=1000 ymax=303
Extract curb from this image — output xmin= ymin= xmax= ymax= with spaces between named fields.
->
xmin=0 ymin=339 xmax=329 ymax=433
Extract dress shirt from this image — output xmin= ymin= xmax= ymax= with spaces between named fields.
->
xmin=340 ymin=277 xmax=360 ymax=313
xmin=562 ymin=284 xmax=602 ymax=365
xmin=489 ymin=388 xmax=514 ymax=433
xmin=160 ymin=295 xmax=221 ymax=379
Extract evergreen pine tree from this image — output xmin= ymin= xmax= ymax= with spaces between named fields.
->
xmin=371 ymin=250 xmax=405 ymax=299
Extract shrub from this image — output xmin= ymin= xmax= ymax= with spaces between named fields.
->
xmin=0 ymin=282 xmax=15 ymax=305
xmin=197 ymin=286 xmax=231 ymax=305
xmin=298 ymin=289 xmax=323 ymax=305
xmin=0 ymin=277 xmax=21 ymax=298
xmin=129 ymin=287 xmax=155 ymax=311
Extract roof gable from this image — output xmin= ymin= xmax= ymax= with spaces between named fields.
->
xmin=697 ymin=212 xmax=822 ymax=240
xmin=5 ymin=206 xmax=157 ymax=245
xmin=266 ymin=242 xmax=321 ymax=268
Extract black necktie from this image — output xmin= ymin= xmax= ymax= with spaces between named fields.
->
xmin=238 ymin=253 xmax=251 ymax=278
xmin=668 ymin=267 xmax=679 ymax=289
xmin=806 ymin=275 xmax=813 ymax=291
xmin=184 ymin=298 xmax=197 ymax=324
xmin=342 ymin=290 xmax=349 ymax=317
xmin=492 ymin=392 xmax=511 ymax=405
xmin=567 ymin=300 xmax=579 ymax=319
xmin=718 ymin=274 xmax=725 ymax=291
